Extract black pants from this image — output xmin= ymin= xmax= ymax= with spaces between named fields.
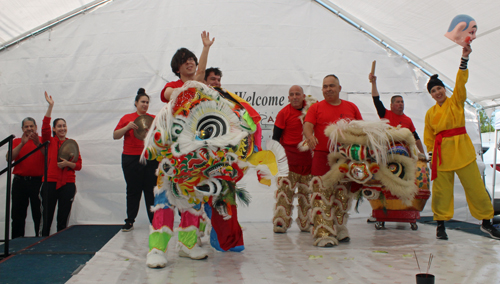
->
xmin=11 ymin=175 xmax=42 ymax=239
xmin=121 ymin=154 xmax=158 ymax=224
xmin=41 ymin=182 xmax=76 ymax=236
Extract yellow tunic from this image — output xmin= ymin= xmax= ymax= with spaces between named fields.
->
xmin=424 ymin=69 xmax=476 ymax=171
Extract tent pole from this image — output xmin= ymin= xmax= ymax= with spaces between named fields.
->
xmin=492 ymin=130 xmax=498 ymax=213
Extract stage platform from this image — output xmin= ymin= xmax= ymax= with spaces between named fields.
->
xmin=1 ymin=218 xmax=499 ymax=284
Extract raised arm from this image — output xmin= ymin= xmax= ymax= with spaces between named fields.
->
xmin=369 ymin=74 xmax=386 ymax=118
xmin=194 ymin=31 xmax=215 ymax=82
xmin=42 ymin=92 xmax=54 ymax=143
xmin=45 ymin=91 xmax=54 ymax=118
xmin=452 ymin=44 xmax=472 ymax=104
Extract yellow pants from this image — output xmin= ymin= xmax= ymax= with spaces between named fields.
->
xmin=432 ymin=160 xmax=493 ymax=221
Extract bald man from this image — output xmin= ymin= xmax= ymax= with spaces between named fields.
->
xmin=272 ymin=85 xmax=316 ymax=233
xmin=304 ymin=74 xmax=362 ymax=247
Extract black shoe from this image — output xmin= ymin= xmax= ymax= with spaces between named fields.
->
xmin=122 ymin=222 xmax=134 ymax=232
xmin=481 ymin=224 xmax=500 ymax=240
xmin=338 ymin=237 xmax=350 ymax=243
xmin=436 ymin=225 xmax=448 ymax=240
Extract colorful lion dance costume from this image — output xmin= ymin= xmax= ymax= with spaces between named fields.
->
xmin=309 ymin=119 xmax=420 ymax=247
xmin=142 ymin=81 xmax=287 ymax=268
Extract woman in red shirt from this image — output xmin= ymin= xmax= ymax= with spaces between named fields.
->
xmin=41 ymin=92 xmax=82 ymax=236
xmin=113 ymin=88 xmax=157 ymax=231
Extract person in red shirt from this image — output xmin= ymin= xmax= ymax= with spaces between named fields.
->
xmin=366 ymin=73 xmax=427 ymax=223
xmin=304 ymin=74 xmax=363 ymax=247
xmin=160 ymin=31 xmax=215 ymax=103
xmin=272 ymin=85 xmax=315 ymax=233
xmin=369 ymin=73 xmax=426 ymax=155
xmin=7 ymin=117 xmax=44 ymax=238
xmin=41 ymin=92 xmax=82 ymax=236
xmin=114 ymin=88 xmax=157 ymax=231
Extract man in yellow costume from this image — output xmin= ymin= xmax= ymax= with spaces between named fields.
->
xmin=424 ymin=44 xmax=500 ymax=240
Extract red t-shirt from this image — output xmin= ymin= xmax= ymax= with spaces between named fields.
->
xmin=12 ymin=137 xmax=44 ymax=177
xmin=304 ymin=100 xmax=363 ymax=152
xmin=275 ymin=104 xmax=305 ymax=147
xmin=275 ymin=103 xmax=313 ymax=166
xmin=160 ymin=79 xmax=184 ymax=103
xmin=42 ymin=116 xmax=82 ymax=184
xmin=115 ymin=112 xmax=155 ymax=155
xmin=384 ymin=110 xmax=416 ymax=132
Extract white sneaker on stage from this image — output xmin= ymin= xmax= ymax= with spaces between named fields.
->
xmin=178 ymin=243 xmax=209 ymax=260
xmin=146 ymin=248 xmax=167 ymax=268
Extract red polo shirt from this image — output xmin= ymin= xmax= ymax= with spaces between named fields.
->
xmin=12 ymin=138 xmax=44 ymax=177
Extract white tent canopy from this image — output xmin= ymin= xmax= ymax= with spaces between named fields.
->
xmin=323 ymin=0 xmax=500 ymax=107
xmin=2 ymin=0 xmax=500 ymax=106
xmin=0 ymin=0 xmax=100 ymax=43
xmin=0 ymin=0 xmax=485 ymax=237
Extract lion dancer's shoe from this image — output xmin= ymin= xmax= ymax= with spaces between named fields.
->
xmin=273 ymin=176 xmax=295 ymax=233
xmin=147 ymin=207 xmax=174 ymax=268
xmin=310 ymin=177 xmax=338 ymax=247
xmin=205 ymin=201 xmax=245 ymax=252
xmin=296 ymin=174 xmax=312 ymax=232
xmin=333 ymin=183 xmax=353 ymax=243
xmin=177 ymin=210 xmax=209 ymax=260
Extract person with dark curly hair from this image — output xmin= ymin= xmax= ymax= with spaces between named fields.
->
xmin=160 ymin=31 xmax=215 ymax=103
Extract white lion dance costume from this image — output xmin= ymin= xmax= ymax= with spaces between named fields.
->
xmin=142 ymin=81 xmax=287 ymax=268
xmin=307 ymin=120 xmax=420 ymax=247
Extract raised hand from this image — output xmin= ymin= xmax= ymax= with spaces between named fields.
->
xmin=201 ymin=31 xmax=215 ymax=47
xmin=463 ymin=44 xmax=472 ymax=57
xmin=45 ymin=91 xmax=54 ymax=106
xmin=369 ymin=73 xmax=377 ymax=84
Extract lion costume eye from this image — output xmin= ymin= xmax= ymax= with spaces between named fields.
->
xmin=388 ymin=162 xmax=405 ymax=179
xmin=196 ymin=115 xmax=228 ymax=140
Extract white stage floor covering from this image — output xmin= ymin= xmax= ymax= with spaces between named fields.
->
xmin=67 ymin=218 xmax=500 ymax=284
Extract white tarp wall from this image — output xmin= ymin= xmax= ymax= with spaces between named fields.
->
xmin=0 ymin=0 xmax=482 ymax=237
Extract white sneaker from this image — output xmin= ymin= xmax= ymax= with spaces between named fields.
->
xmin=146 ymin=248 xmax=167 ymax=268
xmin=178 ymin=243 xmax=209 ymax=260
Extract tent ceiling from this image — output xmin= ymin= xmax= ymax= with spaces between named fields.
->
xmin=1 ymin=0 xmax=499 ymax=106
xmin=0 ymin=0 xmax=97 ymax=43
xmin=327 ymin=0 xmax=500 ymax=107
